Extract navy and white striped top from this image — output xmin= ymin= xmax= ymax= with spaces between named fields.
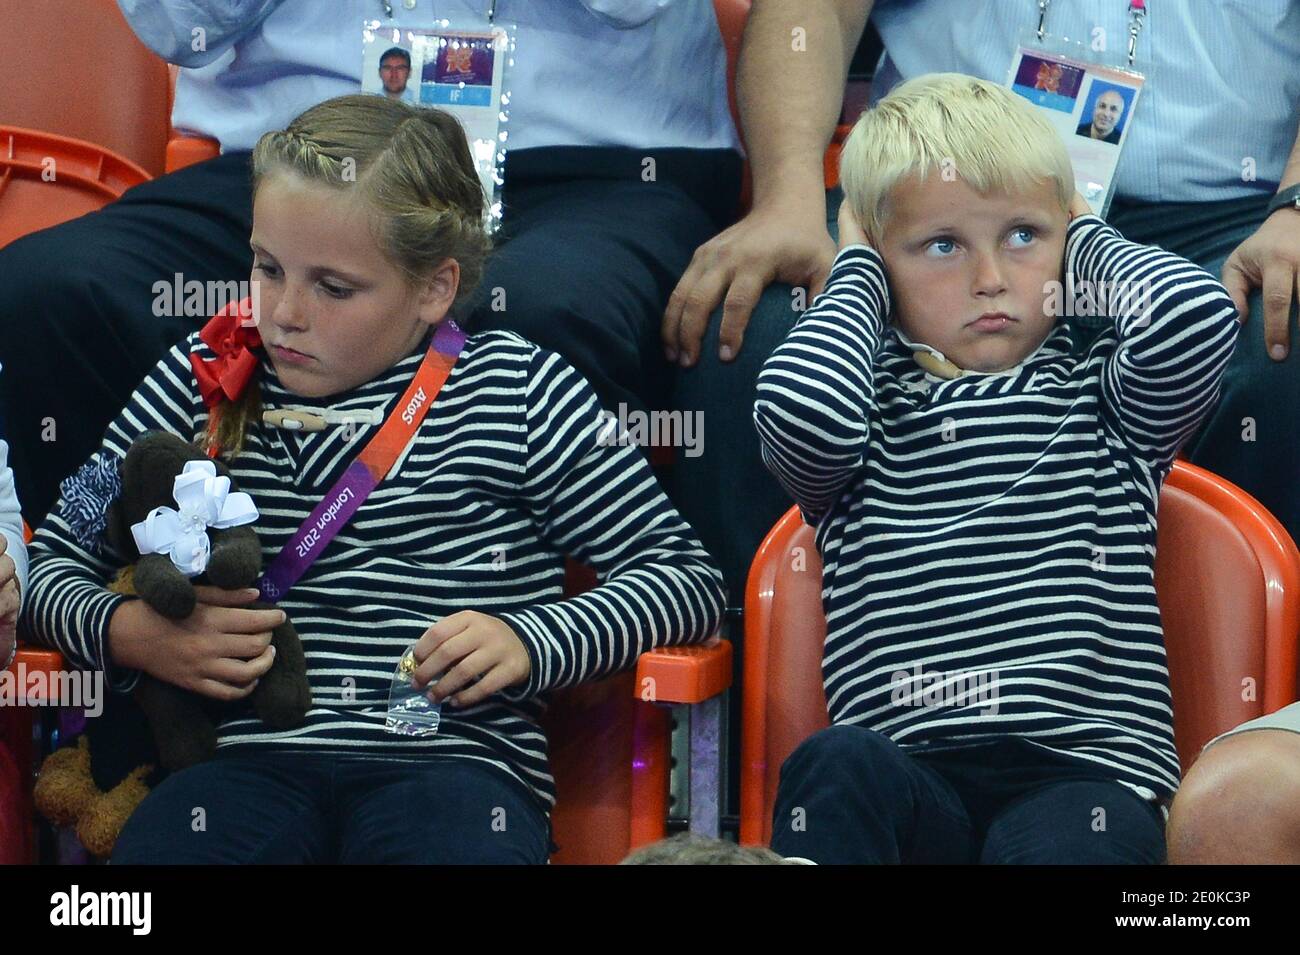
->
xmin=754 ymin=216 xmax=1240 ymax=801
xmin=23 ymin=328 xmax=726 ymax=811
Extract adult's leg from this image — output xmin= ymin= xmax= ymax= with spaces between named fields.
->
xmin=467 ymin=147 xmax=739 ymax=418
xmin=1105 ymin=195 xmax=1300 ymax=546
xmin=1167 ymin=705 xmax=1300 ymax=864
xmin=335 ymin=758 xmax=549 ymax=864
xmin=769 ymin=724 xmax=975 ymax=864
xmin=111 ymin=752 xmax=331 ymax=864
xmin=978 ymin=779 xmax=1165 ymax=864
xmin=668 ymin=189 xmax=839 ymax=603
xmin=0 ymin=152 xmax=254 ymax=524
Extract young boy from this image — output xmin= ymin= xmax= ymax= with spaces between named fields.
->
xmin=754 ymin=73 xmax=1240 ymax=864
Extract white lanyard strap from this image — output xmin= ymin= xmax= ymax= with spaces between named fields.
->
xmin=380 ymin=0 xmax=497 ymax=21
xmin=1036 ymin=0 xmax=1146 ymax=67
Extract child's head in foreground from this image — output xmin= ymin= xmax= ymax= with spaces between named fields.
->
xmin=619 ymin=833 xmax=794 ymax=865
xmin=840 ymin=73 xmax=1076 ymax=374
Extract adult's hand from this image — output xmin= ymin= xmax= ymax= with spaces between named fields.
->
xmin=662 ymin=196 xmax=836 ymax=368
xmin=1221 ymin=208 xmax=1300 ymax=360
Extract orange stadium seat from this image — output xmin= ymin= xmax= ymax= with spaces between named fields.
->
xmin=546 ymin=638 xmax=732 ymax=864
xmin=0 ymin=127 xmax=152 ymax=249
xmin=739 ymin=460 xmax=1300 ymax=846
xmin=0 ymin=0 xmax=173 ymax=176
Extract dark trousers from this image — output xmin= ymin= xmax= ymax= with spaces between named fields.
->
xmin=769 ymin=726 xmax=1166 ymax=864
xmin=0 ymin=146 xmax=740 ymax=526
xmin=111 ymin=752 xmax=549 ymax=864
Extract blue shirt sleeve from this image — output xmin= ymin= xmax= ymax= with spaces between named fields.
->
xmin=116 ymin=0 xmax=286 ymax=66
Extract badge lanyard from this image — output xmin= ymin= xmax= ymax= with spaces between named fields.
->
xmin=380 ymin=1 xmax=497 ymax=22
xmin=1036 ymin=0 xmax=1145 ymax=67
xmin=1005 ymin=0 xmax=1149 ymax=217
xmin=256 ymin=321 xmax=466 ymax=602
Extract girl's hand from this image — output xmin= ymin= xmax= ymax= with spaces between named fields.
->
xmin=837 ymin=198 xmax=872 ymax=251
xmin=1069 ymin=191 xmax=1094 ymax=220
xmin=108 ymin=585 xmax=284 ymax=701
xmin=412 ymin=611 xmax=531 ymax=708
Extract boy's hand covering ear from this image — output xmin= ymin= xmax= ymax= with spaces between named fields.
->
xmin=1068 ymin=192 xmax=1093 ymax=221
xmin=837 ymin=199 xmax=871 ymax=251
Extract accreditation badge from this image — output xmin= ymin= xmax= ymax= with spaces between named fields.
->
xmin=1006 ymin=33 xmax=1146 ymax=217
xmin=361 ymin=5 xmax=516 ymax=232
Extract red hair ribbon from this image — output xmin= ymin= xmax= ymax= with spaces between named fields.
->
xmin=190 ymin=298 xmax=263 ymax=409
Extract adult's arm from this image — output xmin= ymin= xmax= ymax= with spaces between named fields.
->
xmin=1221 ymin=112 xmax=1300 ymax=360
xmin=663 ymin=0 xmax=873 ymax=367
xmin=116 ymin=0 xmax=285 ymax=67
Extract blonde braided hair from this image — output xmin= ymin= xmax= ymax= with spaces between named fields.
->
xmin=204 ymin=95 xmax=491 ymax=457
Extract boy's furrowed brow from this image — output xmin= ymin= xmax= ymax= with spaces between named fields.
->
xmin=1006 ymin=210 xmax=1058 ymax=229
xmin=904 ymin=223 xmax=962 ymax=247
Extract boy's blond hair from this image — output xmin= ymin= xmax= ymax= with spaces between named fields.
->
xmin=840 ymin=73 xmax=1074 ymax=243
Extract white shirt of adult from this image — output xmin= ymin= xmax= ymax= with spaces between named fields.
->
xmin=117 ymin=0 xmax=741 ymax=155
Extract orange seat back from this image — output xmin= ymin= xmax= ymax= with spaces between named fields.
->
xmin=0 ymin=127 xmax=151 ymax=248
xmin=542 ymin=672 xmax=670 ymax=864
xmin=0 ymin=0 xmax=173 ymax=176
xmin=741 ymin=460 xmax=1300 ymax=845
xmin=1155 ymin=461 xmax=1300 ymax=764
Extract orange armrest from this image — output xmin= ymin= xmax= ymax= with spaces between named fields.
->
xmin=8 ymin=645 xmax=62 ymax=672
xmin=634 ymin=638 xmax=732 ymax=704
xmin=7 ymin=646 xmax=66 ymax=703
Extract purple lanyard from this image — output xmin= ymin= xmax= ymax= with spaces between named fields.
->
xmin=257 ymin=321 xmax=467 ymax=602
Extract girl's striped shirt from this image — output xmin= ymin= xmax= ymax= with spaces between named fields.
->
xmin=24 ymin=327 xmax=726 ymax=811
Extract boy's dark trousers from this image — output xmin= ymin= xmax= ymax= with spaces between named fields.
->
xmin=769 ymin=725 xmax=1166 ymax=864
xmin=111 ymin=751 xmax=550 ymax=864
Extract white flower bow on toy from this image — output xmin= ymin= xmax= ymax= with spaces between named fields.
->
xmin=129 ymin=461 xmax=259 ymax=577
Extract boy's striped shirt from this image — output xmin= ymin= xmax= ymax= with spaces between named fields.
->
xmin=754 ymin=216 xmax=1240 ymax=801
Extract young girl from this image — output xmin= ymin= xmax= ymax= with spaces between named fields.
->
xmin=21 ymin=94 xmax=725 ymax=864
